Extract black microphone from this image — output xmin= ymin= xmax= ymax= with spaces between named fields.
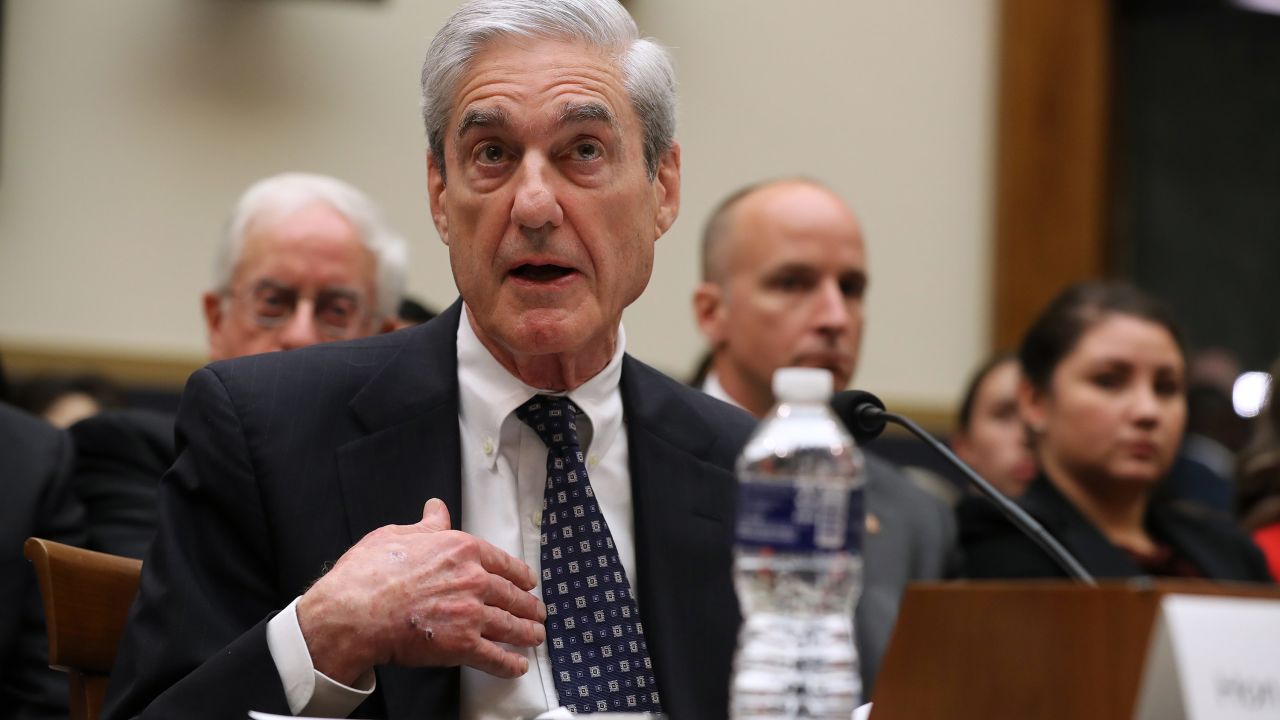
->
xmin=830 ymin=389 xmax=1097 ymax=586
xmin=829 ymin=389 xmax=887 ymax=445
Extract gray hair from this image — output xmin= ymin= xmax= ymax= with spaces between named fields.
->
xmin=420 ymin=0 xmax=677 ymax=181
xmin=213 ymin=172 xmax=409 ymax=321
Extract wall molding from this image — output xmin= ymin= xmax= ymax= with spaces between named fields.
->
xmin=1 ymin=340 xmax=203 ymax=388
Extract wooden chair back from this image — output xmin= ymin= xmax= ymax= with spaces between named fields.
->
xmin=23 ymin=537 xmax=142 ymax=720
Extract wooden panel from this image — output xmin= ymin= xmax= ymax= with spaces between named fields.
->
xmin=870 ymin=581 xmax=1280 ymax=719
xmin=872 ymin=583 xmax=1157 ymax=719
xmin=993 ymin=0 xmax=1115 ymax=351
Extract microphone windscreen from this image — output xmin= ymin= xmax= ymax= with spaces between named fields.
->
xmin=830 ymin=389 xmax=887 ymax=445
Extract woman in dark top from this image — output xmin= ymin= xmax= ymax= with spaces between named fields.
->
xmin=960 ymin=281 xmax=1271 ymax=582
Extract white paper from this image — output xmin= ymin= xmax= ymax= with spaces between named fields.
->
xmin=1135 ymin=594 xmax=1280 ymax=720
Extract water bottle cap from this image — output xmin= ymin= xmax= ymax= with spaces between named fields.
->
xmin=772 ymin=367 xmax=834 ymax=403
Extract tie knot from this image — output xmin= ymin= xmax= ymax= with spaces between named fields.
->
xmin=516 ymin=394 xmax=582 ymax=451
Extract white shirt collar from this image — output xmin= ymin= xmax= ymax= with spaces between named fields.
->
xmin=456 ymin=305 xmax=627 ymax=469
xmin=701 ymin=370 xmax=746 ymax=412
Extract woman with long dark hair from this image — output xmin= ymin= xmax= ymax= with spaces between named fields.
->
xmin=961 ymin=281 xmax=1271 ymax=581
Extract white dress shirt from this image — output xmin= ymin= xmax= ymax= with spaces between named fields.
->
xmin=701 ymin=371 xmax=743 ymax=411
xmin=266 ymin=307 xmax=635 ymax=719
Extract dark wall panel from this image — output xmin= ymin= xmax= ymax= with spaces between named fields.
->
xmin=1114 ymin=0 xmax=1280 ymax=369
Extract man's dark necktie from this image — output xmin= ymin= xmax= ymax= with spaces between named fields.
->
xmin=516 ymin=395 xmax=662 ymax=714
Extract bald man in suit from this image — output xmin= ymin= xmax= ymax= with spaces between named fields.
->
xmin=692 ymin=178 xmax=958 ymax=695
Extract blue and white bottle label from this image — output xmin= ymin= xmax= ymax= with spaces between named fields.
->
xmin=735 ymin=477 xmax=864 ymax=553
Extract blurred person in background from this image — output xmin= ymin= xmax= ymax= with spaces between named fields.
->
xmin=70 ymin=172 xmax=409 ymax=559
xmin=10 ymin=373 xmax=125 ymax=429
xmin=693 ymin=178 xmax=864 ymax=418
xmin=1183 ymin=348 xmax=1251 ymax=480
xmin=951 ymin=354 xmax=1037 ymax=499
xmin=393 ymin=296 xmax=438 ymax=329
xmin=691 ymin=177 xmax=957 ymax=695
xmin=202 ymin=172 xmax=407 ymax=360
xmin=1 ymin=400 xmax=87 ymax=719
xmin=961 ymin=281 xmax=1271 ymax=582
xmin=1157 ymin=348 xmax=1253 ymax=513
xmin=1235 ymin=354 xmax=1280 ymax=581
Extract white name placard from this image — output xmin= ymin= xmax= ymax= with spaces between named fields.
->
xmin=1134 ymin=594 xmax=1280 ymax=720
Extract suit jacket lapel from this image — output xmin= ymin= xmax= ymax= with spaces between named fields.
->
xmin=622 ymin=356 xmax=741 ymax=719
xmin=337 ymin=299 xmax=465 ymax=720
xmin=339 ymin=299 xmax=464 ymax=536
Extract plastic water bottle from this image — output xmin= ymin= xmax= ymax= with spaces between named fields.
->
xmin=730 ymin=367 xmax=865 ymax=720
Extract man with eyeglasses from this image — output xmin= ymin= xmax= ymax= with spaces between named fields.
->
xmin=69 ymin=172 xmax=409 ymax=559
xmin=203 ymin=172 xmax=407 ymax=360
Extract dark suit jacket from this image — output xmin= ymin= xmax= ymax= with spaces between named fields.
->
xmin=856 ymin=453 xmax=956 ymax=697
xmin=1 ymin=402 xmax=87 ymax=720
xmin=103 ymin=301 xmax=756 ymax=720
xmin=959 ymin=475 xmax=1272 ymax=582
xmin=68 ymin=409 xmax=175 ymax=560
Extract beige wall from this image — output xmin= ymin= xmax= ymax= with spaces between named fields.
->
xmin=0 ymin=0 xmax=996 ymax=410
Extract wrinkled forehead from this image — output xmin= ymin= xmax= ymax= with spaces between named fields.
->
xmin=447 ymin=36 xmax=631 ymax=129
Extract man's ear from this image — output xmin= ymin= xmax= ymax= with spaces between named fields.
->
xmin=202 ymin=291 xmax=227 ymax=361
xmin=653 ymin=142 xmax=681 ymax=238
xmin=427 ymin=151 xmax=450 ymax=245
xmin=379 ymin=317 xmax=399 ymax=335
xmin=692 ymin=282 xmax=727 ymax=347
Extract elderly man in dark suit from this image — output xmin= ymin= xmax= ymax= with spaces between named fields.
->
xmin=103 ymin=1 xmax=754 ymax=718
xmin=70 ymin=172 xmax=408 ymax=560
xmin=691 ymin=178 xmax=958 ymax=695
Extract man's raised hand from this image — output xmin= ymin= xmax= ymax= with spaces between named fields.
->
xmin=297 ymin=498 xmax=546 ymax=685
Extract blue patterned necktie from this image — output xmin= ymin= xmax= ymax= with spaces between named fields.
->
xmin=516 ymin=394 xmax=662 ymax=714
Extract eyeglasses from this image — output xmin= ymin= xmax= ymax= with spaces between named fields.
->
xmin=224 ymin=280 xmax=370 ymax=339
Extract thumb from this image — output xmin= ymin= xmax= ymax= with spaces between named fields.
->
xmin=418 ymin=498 xmax=452 ymax=532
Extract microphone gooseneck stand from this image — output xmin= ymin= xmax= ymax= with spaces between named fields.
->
xmin=837 ymin=393 xmax=1097 ymax=586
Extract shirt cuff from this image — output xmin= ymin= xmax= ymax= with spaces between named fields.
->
xmin=266 ymin=597 xmax=376 ymax=717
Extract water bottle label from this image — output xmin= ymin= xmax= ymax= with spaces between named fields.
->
xmin=735 ymin=477 xmax=863 ymax=553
